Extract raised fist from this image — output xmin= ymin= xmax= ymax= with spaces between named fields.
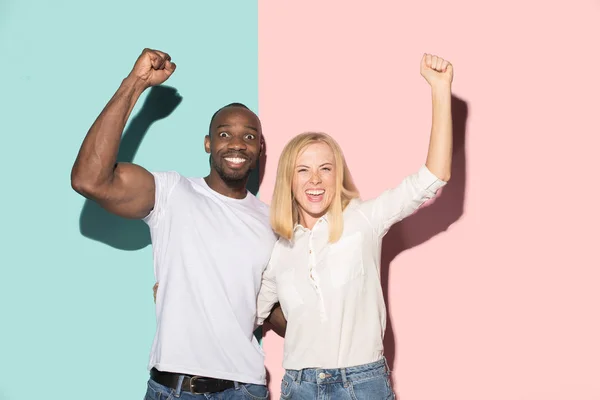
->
xmin=128 ymin=48 xmax=176 ymax=88
xmin=420 ymin=53 xmax=453 ymax=87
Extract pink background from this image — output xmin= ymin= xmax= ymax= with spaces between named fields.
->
xmin=258 ymin=1 xmax=600 ymax=399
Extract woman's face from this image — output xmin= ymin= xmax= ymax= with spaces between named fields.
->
xmin=292 ymin=142 xmax=337 ymax=228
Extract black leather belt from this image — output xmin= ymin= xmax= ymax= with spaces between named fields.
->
xmin=150 ymin=368 xmax=236 ymax=394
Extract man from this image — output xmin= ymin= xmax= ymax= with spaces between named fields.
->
xmin=71 ymin=48 xmax=285 ymax=399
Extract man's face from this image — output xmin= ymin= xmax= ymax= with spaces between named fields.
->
xmin=204 ymin=107 xmax=262 ymax=183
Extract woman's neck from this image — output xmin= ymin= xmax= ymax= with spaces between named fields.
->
xmin=298 ymin=211 xmax=324 ymax=231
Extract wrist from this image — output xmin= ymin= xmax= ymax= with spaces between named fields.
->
xmin=122 ymin=74 xmax=149 ymax=96
xmin=430 ymin=81 xmax=452 ymax=93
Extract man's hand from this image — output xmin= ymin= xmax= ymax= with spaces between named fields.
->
xmin=128 ymin=48 xmax=176 ymax=89
xmin=266 ymin=303 xmax=287 ymax=338
xmin=420 ymin=53 xmax=453 ymax=87
xmin=153 ymin=282 xmax=158 ymax=303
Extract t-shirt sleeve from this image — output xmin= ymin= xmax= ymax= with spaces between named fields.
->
xmin=256 ymin=245 xmax=280 ymax=326
xmin=142 ymin=171 xmax=181 ymax=227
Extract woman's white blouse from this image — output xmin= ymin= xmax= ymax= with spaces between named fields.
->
xmin=257 ymin=165 xmax=446 ymax=370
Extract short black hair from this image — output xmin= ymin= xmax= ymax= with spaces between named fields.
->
xmin=208 ymin=102 xmax=250 ymax=135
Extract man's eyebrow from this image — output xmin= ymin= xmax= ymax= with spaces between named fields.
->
xmin=215 ymin=124 xmax=258 ymax=133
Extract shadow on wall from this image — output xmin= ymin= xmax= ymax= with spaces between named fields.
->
xmin=247 ymin=120 xmax=267 ymax=197
xmin=78 ymin=85 xmax=183 ymax=250
xmin=380 ymin=95 xmax=469 ymax=387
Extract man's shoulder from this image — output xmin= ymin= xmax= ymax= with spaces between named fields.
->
xmin=149 ymin=170 xmax=184 ymax=184
xmin=150 ymin=170 xmax=181 ymax=176
xmin=245 ymin=193 xmax=271 ymax=214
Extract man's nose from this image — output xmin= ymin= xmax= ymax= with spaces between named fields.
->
xmin=228 ymin=136 xmax=247 ymax=151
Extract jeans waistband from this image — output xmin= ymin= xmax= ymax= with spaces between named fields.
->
xmin=284 ymin=358 xmax=389 ymax=384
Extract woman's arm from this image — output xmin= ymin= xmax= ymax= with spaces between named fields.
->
xmin=422 ymin=53 xmax=453 ymax=181
xmin=357 ymin=54 xmax=453 ymax=236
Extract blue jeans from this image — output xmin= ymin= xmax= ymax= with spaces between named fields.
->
xmin=144 ymin=377 xmax=269 ymax=400
xmin=279 ymin=358 xmax=394 ymax=400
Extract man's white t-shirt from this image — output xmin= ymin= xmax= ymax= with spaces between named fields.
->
xmin=143 ymin=171 xmax=277 ymax=385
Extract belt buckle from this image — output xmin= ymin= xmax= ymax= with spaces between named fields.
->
xmin=189 ymin=375 xmax=203 ymax=395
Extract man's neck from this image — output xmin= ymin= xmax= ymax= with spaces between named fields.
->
xmin=204 ymin=171 xmax=248 ymax=199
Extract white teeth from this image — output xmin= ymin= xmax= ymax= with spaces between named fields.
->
xmin=306 ymin=190 xmax=325 ymax=195
xmin=225 ymin=157 xmax=245 ymax=164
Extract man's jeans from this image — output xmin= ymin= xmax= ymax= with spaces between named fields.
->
xmin=144 ymin=377 xmax=269 ymax=400
xmin=279 ymin=358 xmax=394 ymax=400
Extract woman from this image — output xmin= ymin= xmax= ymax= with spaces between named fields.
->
xmin=256 ymin=53 xmax=453 ymax=399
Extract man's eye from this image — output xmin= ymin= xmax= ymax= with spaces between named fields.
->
xmin=219 ymin=132 xmax=230 ymax=138
xmin=245 ymin=134 xmax=256 ymax=140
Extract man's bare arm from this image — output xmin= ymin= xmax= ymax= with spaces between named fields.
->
xmin=71 ymin=48 xmax=176 ymax=219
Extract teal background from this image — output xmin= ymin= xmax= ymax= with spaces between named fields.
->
xmin=0 ymin=1 xmax=258 ymax=399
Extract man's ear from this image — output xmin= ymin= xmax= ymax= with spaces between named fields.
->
xmin=204 ymin=134 xmax=211 ymax=154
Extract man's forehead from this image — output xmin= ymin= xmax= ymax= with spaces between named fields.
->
xmin=214 ymin=107 xmax=259 ymax=124
xmin=211 ymin=108 xmax=260 ymax=133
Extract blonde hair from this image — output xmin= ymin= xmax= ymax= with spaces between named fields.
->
xmin=270 ymin=132 xmax=359 ymax=243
